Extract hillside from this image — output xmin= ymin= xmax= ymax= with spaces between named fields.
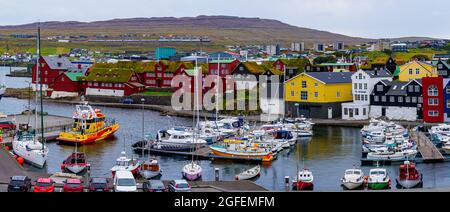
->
xmin=0 ymin=16 xmax=373 ymax=46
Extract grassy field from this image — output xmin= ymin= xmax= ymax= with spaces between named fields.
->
xmin=141 ymin=90 xmax=174 ymax=96
xmin=0 ymin=38 xmax=225 ymax=55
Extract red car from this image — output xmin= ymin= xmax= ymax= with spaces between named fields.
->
xmin=33 ymin=178 xmax=55 ymax=193
xmin=0 ymin=121 xmax=16 ymax=130
xmin=63 ymin=179 xmax=84 ymax=192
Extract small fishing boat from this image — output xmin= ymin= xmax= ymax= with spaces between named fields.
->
xmin=292 ymin=169 xmax=314 ymax=191
xmin=235 ymin=165 xmax=261 ymax=180
xmin=139 ymin=159 xmax=161 ymax=179
xmin=111 ymin=151 xmax=141 ymax=177
xmin=61 ymin=152 xmax=89 ymax=174
xmin=57 ymin=103 xmax=120 ymax=145
xmin=209 ymin=140 xmax=275 ymax=162
xmin=367 ymin=168 xmax=391 ymax=190
xmin=367 ymin=149 xmax=417 ymax=162
xmin=341 ymin=168 xmax=365 ymax=190
xmin=396 ymin=161 xmax=422 ymax=189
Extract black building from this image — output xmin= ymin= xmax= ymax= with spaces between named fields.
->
xmin=371 ymin=79 xmax=423 ymax=119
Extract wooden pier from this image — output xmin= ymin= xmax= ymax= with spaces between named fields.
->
xmin=411 ymin=131 xmax=444 ymax=163
xmin=133 ymin=146 xmax=266 ymax=164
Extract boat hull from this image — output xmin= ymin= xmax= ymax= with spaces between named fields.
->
xmin=397 ymin=179 xmax=422 ymax=189
xmin=368 ymin=182 xmax=390 ymax=190
xmin=182 ymin=171 xmax=202 ymax=181
xmin=292 ymin=181 xmax=314 ymax=191
xmin=342 ymin=181 xmax=364 ymax=190
xmin=209 ymin=147 xmax=274 ymax=162
xmin=63 ymin=165 xmax=88 ymax=174
xmin=111 ymin=166 xmax=140 ymax=177
xmin=57 ymin=124 xmax=119 ymax=145
xmin=140 ymin=170 xmax=162 ymax=179
xmin=12 ymin=141 xmax=48 ymax=169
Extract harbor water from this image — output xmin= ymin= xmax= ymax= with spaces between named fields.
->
xmin=2 ymin=67 xmax=450 ymax=191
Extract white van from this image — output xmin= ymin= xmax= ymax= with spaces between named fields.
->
xmin=113 ymin=171 xmax=137 ymax=192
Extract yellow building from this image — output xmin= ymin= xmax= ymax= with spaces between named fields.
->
xmin=284 ymin=72 xmax=353 ymax=119
xmin=398 ymin=60 xmax=437 ymax=82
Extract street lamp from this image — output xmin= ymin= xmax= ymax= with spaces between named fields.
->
xmin=141 ymin=98 xmax=145 ymax=141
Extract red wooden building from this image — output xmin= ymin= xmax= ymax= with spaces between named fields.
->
xmin=422 ymin=77 xmax=444 ymax=123
xmin=79 ymin=64 xmax=145 ymax=97
xmin=143 ymin=61 xmax=194 ymax=88
xmin=208 ymin=59 xmax=240 ymax=77
xmin=32 ymin=56 xmax=75 ymax=90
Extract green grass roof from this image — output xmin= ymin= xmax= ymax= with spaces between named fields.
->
xmin=64 ymin=72 xmax=84 ymax=81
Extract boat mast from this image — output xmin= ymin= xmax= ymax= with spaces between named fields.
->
xmin=34 ymin=23 xmax=40 ymax=144
xmin=38 ymin=23 xmax=45 ymax=151
xmin=216 ymin=54 xmax=220 ymax=124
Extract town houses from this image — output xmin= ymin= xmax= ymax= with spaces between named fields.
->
xmin=341 ymin=69 xmax=392 ymax=120
xmin=285 ymin=72 xmax=353 ymax=119
xmin=31 ymin=53 xmax=450 ymax=124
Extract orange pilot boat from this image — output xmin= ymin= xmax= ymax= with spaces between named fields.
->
xmin=57 ymin=102 xmax=120 ymax=145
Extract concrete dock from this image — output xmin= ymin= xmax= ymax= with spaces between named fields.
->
xmin=0 ymin=148 xmax=49 ymax=185
xmin=0 ymin=113 xmax=73 ymax=141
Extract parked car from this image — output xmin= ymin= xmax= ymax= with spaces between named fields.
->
xmin=33 ymin=178 xmax=55 ymax=193
xmin=113 ymin=171 xmax=137 ymax=192
xmin=121 ymin=98 xmax=134 ymax=104
xmin=89 ymin=177 xmax=110 ymax=192
xmin=168 ymin=180 xmax=191 ymax=192
xmin=143 ymin=180 xmax=168 ymax=192
xmin=63 ymin=179 xmax=84 ymax=192
xmin=7 ymin=176 xmax=32 ymax=192
xmin=0 ymin=121 xmax=16 ymax=130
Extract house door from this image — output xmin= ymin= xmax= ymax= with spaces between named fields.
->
xmin=349 ymin=108 xmax=354 ymax=118
xmin=382 ymin=107 xmax=386 ymax=117
xmin=156 ymin=79 xmax=162 ymax=88
xmin=328 ymin=107 xmax=333 ymax=119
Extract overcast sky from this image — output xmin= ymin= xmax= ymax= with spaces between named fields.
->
xmin=0 ymin=0 xmax=449 ymax=39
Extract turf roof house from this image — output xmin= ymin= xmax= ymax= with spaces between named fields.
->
xmin=47 ymin=72 xmax=85 ymax=99
xmin=232 ymin=61 xmax=267 ymax=90
xmin=176 ymin=64 xmax=209 ymax=93
xmin=32 ymin=56 xmax=77 ymax=91
xmin=80 ymin=63 xmax=145 ymax=97
xmin=269 ymin=58 xmax=311 ymax=81
xmin=143 ymin=61 xmax=195 ymax=88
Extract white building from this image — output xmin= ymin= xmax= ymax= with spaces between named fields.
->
xmin=342 ymin=69 xmax=392 ymax=120
xmin=291 ymin=42 xmax=305 ymax=52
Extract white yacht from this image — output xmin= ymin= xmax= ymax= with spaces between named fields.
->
xmin=341 ymin=168 xmax=365 ymax=190
xmin=12 ymin=128 xmax=49 ymax=168
xmin=154 ymin=129 xmax=207 ymax=151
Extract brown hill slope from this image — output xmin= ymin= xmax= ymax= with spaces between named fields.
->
xmin=0 ymin=16 xmax=373 ymax=45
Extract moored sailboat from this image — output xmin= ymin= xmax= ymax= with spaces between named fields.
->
xmin=12 ymin=24 xmax=48 ymax=169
